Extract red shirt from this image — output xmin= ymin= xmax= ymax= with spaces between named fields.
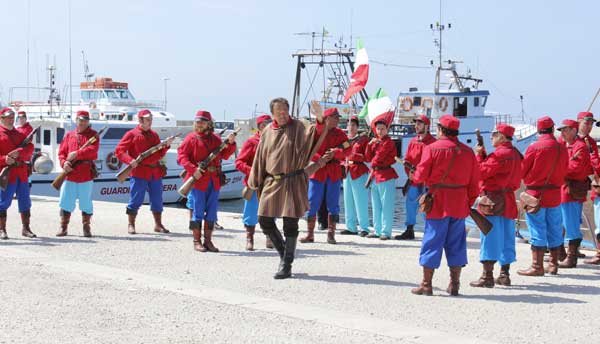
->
xmin=235 ymin=132 xmax=260 ymax=186
xmin=0 ymin=125 xmax=34 ymax=184
xmin=477 ymin=142 xmax=522 ymax=219
xmin=115 ymin=126 xmax=169 ymax=181
xmin=310 ymin=123 xmax=351 ymax=182
xmin=561 ymin=136 xmax=592 ymax=203
xmin=58 ymin=127 xmax=100 ymax=183
xmin=522 ymin=134 xmax=569 ymax=208
xmin=16 ymin=122 xmax=33 ymax=136
xmin=413 ymin=137 xmax=480 ymax=219
xmin=345 ymin=135 xmax=369 ymax=179
xmin=177 ymin=131 xmax=237 ymax=191
xmin=365 ymin=135 xmax=399 ymax=183
xmin=405 ymin=133 xmax=436 ymax=186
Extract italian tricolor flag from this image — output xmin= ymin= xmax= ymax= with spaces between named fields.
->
xmin=358 ymin=88 xmax=395 ymax=132
xmin=343 ymin=38 xmax=369 ymax=104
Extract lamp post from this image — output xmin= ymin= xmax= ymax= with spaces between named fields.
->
xmin=162 ymin=77 xmax=170 ymax=111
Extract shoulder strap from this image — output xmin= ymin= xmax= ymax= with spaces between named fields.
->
xmin=440 ymin=144 xmax=460 ymax=184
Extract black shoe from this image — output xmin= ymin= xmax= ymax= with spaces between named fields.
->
xmin=274 ymin=235 xmax=297 ymax=280
xmin=340 ymin=229 xmax=358 ymax=235
xmin=394 ymin=228 xmax=415 ymax=240
xmin=359 ymin=231 xmax=369 ymax=237
xmin=366 ymin=233 xmax=379 ymax=238
xmin=318 ymin=223 xmax=327 ymax=231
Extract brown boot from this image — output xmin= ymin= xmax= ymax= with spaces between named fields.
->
xmin=300 ymin=216 xmax=316 ymax=243
xmin=127 ymin=210 xmax=137 ymax=235
xmin=495 ymin=264 xmax=511 ymax=286
xmin=56 ymin=210 xmax=70 ymax=237
xmin=584 ymin=251 xmax=600 ymax=265
xmin=559 ymin=240 xmax=580 ymax=268
xmin=411 ymin=267 xmax=434 ymax=296
xmin=0 ymin=215 xmax=7 ymax=240
xmin=265 ymin=236 xmax=274 ymax=249
xmin=470 ymin=261 xmax=495 ymax=288
xmin=203 ymin=221 xmax=219 ymax=252
xmin=20 ymin=211 xmax=36 ymax=238
xmin=446 ymin=266 xmax=462 ymax=296
xmin=544 ymin=246 xmax=561 ymax=275
xmin=518 ymin=246 xmax=545 ymax=276
xmin=82 ymin=213 xmax=92 ymax=237
xmin=544 ymin=244 xmax=566 ymax=262
xmin=191 ymin=221 xmax=206 ymax=252
xmin=245 ymin=225 xmax=255 ymax=251
xmin=188 ymin=209 xmax=193 ymax=231
xmin=153 ymin=212 xmax=170 ymax=233
xmin=327 ymin=214 xmax=338 ymax=244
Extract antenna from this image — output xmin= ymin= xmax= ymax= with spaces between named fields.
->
xmin=520 ymin=95 xmax=525 ymax=122
xmin=81 ymin=50 xmax=94 ymax=82
xmin=26 ymin=0 xmax=31 ymax=99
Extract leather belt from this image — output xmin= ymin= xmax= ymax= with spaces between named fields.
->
xmin=526 ymin=185 xmax=560 ymax=190
xmin=430 ymin=183 xmax=465 ymax=189
xmin=373 ymin=165 xmax=392 ymax=171
xmin=267 ymin=169 xmax=304 ymax=181
xmin=141 ymin=163 xmax=161 ymax=168
xmin=205 ymin=166 xmax=220 ymax=173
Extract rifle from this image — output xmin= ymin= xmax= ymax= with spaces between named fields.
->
xmin=51 ymin=126 xmax=107 ymax=191
xmin=0 ymin=126 xmax=40 ymax=191
xmin=336 ymin=132 xmax=368 ymax=150
xmin=395 ymin=157 xmax=417 ymax=196
xmin=116 ymin=133 xmax=180 ymax=183
xmin=475 ymin=128 xmax=487 ymax=159
xmin=178 ymin=128 xmax=240 ymax=197
xmin=178 ymin=127 xmax=230 ymax=179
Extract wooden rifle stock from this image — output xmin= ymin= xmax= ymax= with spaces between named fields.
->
xmin=475 ymin=128 xmax=487 ymax=159
xmin=0 ymin=126 xmax=40 ymax=191
xmin=115 ymin=133 xmax=180 ymax=183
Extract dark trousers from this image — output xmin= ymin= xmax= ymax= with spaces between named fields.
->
xmin=259 ymin=216 xmax=299 ymax=238
xmin=318 ymin=191 xmax=328 ymax=227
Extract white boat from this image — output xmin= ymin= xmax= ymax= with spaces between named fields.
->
xmin=6 ymin=68 xmax=244 ymax=203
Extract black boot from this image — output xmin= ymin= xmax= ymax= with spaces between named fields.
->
xmin=394 ymin=225 xmax=415 ymax=240
xmin=274 ymin=236 xmax=297 ymax=279
xmin=268 ymin=229 xmax=285 ymax=259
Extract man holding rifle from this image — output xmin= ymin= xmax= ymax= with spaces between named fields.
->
xmin=115 ymin=109 xmax=175 ymax=235
xmin=177 ymin=110 xmax=236 ymax=252
xmin=395 ymin=114 xmax=435 ymax=240
xmin=55 ymin=110 xmax=99 ymax=237
xmin=0 ymin=108 xmax=36 ymax=239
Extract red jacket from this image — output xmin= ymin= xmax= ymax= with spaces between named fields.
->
xmin=561 ymin=137 xmax=592 ymax=203
xmin=413 ymin=137 xmax=480 ymax=219
xmin=477 ymin=142 xmax=522 ymax=219
xmin=580 ymin=134 xmax=600 ymax=200
xmin=177 ymin=131 xmax=236 ymax=191
xmin=521 ymin=134 xmax=569 ymax=208
xmin=310 ymin=123 xmax=351 ymax=182
xmin=58 ymin=127 xmax=99 ymax=183
xmin=365 ymin=135 xmax=399 ymax=183
xmin=404 ymin=133 xmax=436 ymax=186
xmin=345 ymin=135 xmax=369 ymax=180
xmin=235 ymin=132 xmax=260 ymax=186
xmin=0 ymin=125 xmax=34 ymax=184
xmin=16 ymin=122 xmax=33 ymax=136
xmin=115 ymin=126 xmax=169 ymax=181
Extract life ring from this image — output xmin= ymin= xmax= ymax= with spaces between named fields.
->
xmin=400 ymin=97 xmax=413 ymax=112
xmin=106 ymin=152 xmax=122 ymax=171
xmin=438 ymin=97 xmax=448 ymax=112
xmin=422 ymin=97 xmax=434 ymax=109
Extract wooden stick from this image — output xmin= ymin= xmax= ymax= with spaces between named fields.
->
xmin=587 ymin=87 xmax=600 ymax=112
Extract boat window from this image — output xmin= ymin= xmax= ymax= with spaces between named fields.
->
xmin=474 ymin=97 xmax=480 ymax=107
xmin=81 ymin=91 xmax=90 ymax=101
xmin=453 ymin=97 xmax=468 ymax=117
xmin=413 ymin=96 xmax=422 ymax=107
xmin=117 ymin=90 xmax=130 ymax=99
xmin=104 ymin=90 xmax=119 ymax=99
xmin=102 ymin=128 xmax=131 ymax=139
xmin=35 ymin=129 xmax=41 ymax=144
xmin=43 ymin=129 xmax=51 ymax=145
xmin=481 ymin=96 xmax=488 ymax=107
xmin=56 ymin=128 xmax=65 ymax=144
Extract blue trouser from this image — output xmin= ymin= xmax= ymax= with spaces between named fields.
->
xmin=419 ymin=217 xmax=468 ymax=268
xmin=307 ymin=177 xmax=341 ymax=217
xmin=525 ymin=206 xmax=563 ymax=248
xmin=371 ymin=179 xmax=395 ymax=236
xmin=59 ymin=180 xmax=93 ymax=214
xmin=243 ymin=190 xmax=258 ymax=226
xmin=561 ymin=201 xmax=583 ymax=241
xmin=0 ymin=178 xmax=31 ymax=213
xmin=343 ymin=173 xmax=369 ymax=233
xmin=405 ymin=184 xmax=425 ymax=226
xmin=479 ymin=216 xmax=516 ymax=265
xmin=127 ymin=176 xmax=163 ymax=213
xmin=190 ymin=179 xmax=219 ymax=222
xmin=594 ymin=198 xmax=600 ymax=236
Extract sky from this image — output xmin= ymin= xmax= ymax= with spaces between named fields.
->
xmin=1 ymin=0 xmax=598 ymax=122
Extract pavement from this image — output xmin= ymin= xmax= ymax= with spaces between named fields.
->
xmin=1 ymin=196 xmax=599 ymax=344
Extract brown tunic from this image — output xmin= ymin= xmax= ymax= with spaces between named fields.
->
xmin=248 ymin=118 xmax=326 ymax=218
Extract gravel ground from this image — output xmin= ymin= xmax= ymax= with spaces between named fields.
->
xmin=1 ymin=196 xmax=599 ymax=344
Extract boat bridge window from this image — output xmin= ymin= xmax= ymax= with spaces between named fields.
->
xmin=104 ymin=90 xmax=119 ymax=99
xmin=43 ymin=129 xmax=51 ymax=145
xmin=116 ymin=90 xmax=132 ymax=99
xmin=474 ymin=97 xmax=480 ymax=107
xmin=35 ymin=129 xmax=41 ymax=145
xmin=214 ymin=122 xmax=234 ymax=130
xmin=453 ymin=97 xmax=468 ymax=117
xmin=81 ymin=90 xmax=101 ymax=101
xmin=103 ymin=128 xmax=131 ymax=139
xmin=57 ymin=128 xmax=65 ymax=144
xmin=481 ymin=96 xmax=488 ymax=107
xmin=413 ymin=96 xmax=422 ymax=107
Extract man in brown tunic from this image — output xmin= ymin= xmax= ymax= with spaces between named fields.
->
xmin=248 ymin=98 xmax=329 ymax=279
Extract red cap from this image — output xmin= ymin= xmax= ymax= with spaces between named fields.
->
xmin=256 ymin=114 xmax=272 ymax=127
xmin=537 ymin=116 xmax=554 ymax=130
xmin=557 ymin=119 xmax=578 ymax=131
xmin=438 ymin=114 xmax=460 ymax=131
xmin=413 ymin=114 xmax=430 ymax=126
xmin=577 ymin=111 xmax=595 ymax=122
xmin=17 ymin=111 xmax=26 ymax=118
xmin=0 ymin=108 xmax=15 ymax=117
xmin=76 ymin=110 xmax=90 ymax=120
xmin=324 ymin=108 xmax=340 ymax=118
xmin=493 ymin=123 xmax=515 ymax=137
xmin=195 ymin=110 xmax=212 ymax=121
xmin=137 ymin=109 xmax=152 ymax=119
xmin=349 ymin=115 xmax=359 ymax=123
